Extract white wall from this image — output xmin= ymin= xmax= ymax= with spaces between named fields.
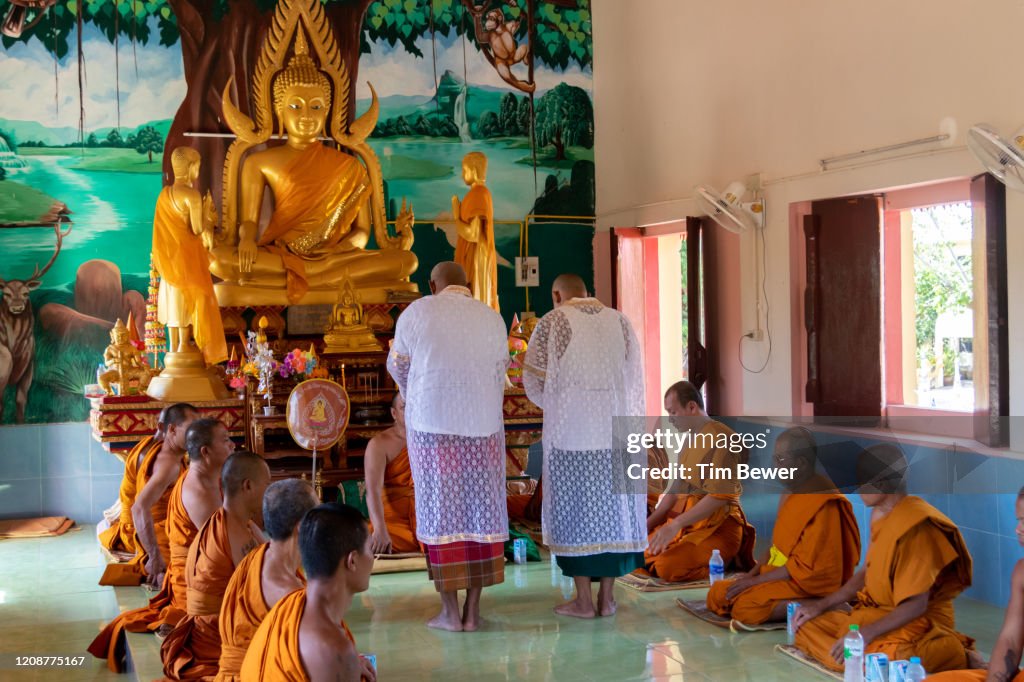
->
xmin=592 ymin=0 xmax=1024 ymax=424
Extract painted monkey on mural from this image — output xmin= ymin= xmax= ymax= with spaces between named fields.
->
xmin=468 ymin=0 xmax=536 ymax=94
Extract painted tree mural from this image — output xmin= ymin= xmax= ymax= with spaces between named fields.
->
xmin=0 ymin=0 xmax=592 ymax=196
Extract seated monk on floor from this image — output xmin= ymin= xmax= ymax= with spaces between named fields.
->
xmin=644 ymin=381 xmax=755 ymax=582
xmin=99 ymin=404 xmax=190 ymax=587
xmin=90 ymin=417 xmax=234 ymax=672
xmin=98 ymin=406 xmax=167 ymax=556
xmin=928 ymin=484 xmax=1024 ymax=681
xmin=241 ymin=503 xmax=376 ymax=682
xmin=364 ymin=394 xmax=421 ymax=554
xmin=162 ymin=451 xmax=271 ymax=680
xmin=216 ymin=479 xmax=320 ymax=682
xmin=792 ymin=444 xmax=976 ymax=673
xmin=706 ymin=427 xmax=861 ymax=625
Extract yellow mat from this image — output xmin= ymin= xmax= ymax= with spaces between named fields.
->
xmin=775 ymin=644 xmax=843 ymax=680
xmin=372 ymin=552 xmax=428 ymax=574
xmin=616 ymin=571 xmax=743 ymax=593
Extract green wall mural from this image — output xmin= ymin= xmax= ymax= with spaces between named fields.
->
xmin=0 ymin=0 xmax=594 ymax=424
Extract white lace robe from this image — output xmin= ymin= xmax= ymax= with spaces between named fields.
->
xmin=386 ymin=286 xmax=510 ymax=545
xmin=523 ymin=298 xmax=647 ymax=556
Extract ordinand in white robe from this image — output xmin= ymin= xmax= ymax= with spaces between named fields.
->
xmin=386 ymin=285 xmax=509 ymax=560
xmin=524 ymin=298 xmax=647 ymax=573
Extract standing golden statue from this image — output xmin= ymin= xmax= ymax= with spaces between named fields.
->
xmin=99 ymin=319 xmax=155 ymax=395
xmin=147 ymin=147 xmax=230 ymax=401
xmin=210 ymin=0 xmax=418 ymax=306
xmin=452 ymin=151 xmax=499 ymax=312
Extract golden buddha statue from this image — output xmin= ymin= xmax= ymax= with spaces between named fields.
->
xmin=99 ymin=319 xmax=155 ymax=395
xmin=452 ymin=151 xmax=499 ymax=312
xmin=323 ymin=273 xmax=382 ymax=353
xmin=211 ymin=0 xmax=418 ymax=307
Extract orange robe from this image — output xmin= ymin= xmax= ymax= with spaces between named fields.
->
xmin=644 ymin=421 xmax=756 ymax=582
xmin=99 ymin=441 xmax=184 ymax=587
xmin=377 ymin=448 xmax=420 ymax=553
xmin=89 ymin=473 xmax=200 ymax=672
xmin=216 ymin=544 xmax=278 ymax=682
xmin=239 ymin=589 xmax=356 ymax=682
xmin=258 ymin=143 xmax=371 ymax=304
xmin=455 ymin=183 xmax=498 ymax=312
xmin=151 ymin=186 xmax=227 ymax=365
xmin=98 ymin=436 xmax=157 ymax=554
xmin=795 ymin=496 xmax=974 ymax=673
xmin=161 ymin=508 xmax=246 ymax=681
xmin=707 ymin=480 xmax=861 ymax=624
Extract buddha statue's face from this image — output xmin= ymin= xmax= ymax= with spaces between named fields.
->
xmin=279 ymin=84 xmax=328 ymax=143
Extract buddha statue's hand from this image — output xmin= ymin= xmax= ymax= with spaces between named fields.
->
xmin=451 ymin=195 xmax=461 ymax=217
xmin=238 ymin=237 xmax=258 ymax=274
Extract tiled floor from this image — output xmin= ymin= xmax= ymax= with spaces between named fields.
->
xmin=0 ymin=526 xmax=1007 ymax=681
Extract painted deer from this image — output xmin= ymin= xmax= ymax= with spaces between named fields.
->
xmin=0 ymin=223 xmax=70 ymax=423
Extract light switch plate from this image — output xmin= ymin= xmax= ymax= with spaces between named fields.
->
xmin=515 ymin=256 xmax=539 ymax=287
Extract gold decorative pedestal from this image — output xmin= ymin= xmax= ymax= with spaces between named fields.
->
xmin=146 ymin=350 xmax=231 ymax=402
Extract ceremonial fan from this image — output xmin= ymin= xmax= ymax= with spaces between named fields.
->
xmin=286 ymin=378 xmax=350 ymax=494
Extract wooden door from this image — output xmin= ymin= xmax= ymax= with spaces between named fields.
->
xmin=804 ymin=195 xmax=883 ymax=419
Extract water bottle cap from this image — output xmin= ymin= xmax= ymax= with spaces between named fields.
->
xmin=848 ymin=624 xmax=859 ymax=631
xmin=910 ymin=657 xmax=921 ymax=664
xmin=711 ymin=549 xmax=720 ymax=555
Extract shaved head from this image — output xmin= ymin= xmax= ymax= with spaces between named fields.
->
xmin=552 ymin=273 xmax=588 ymax=306
xmin=857 ymin=443 xmax=908 ymax=495
xmin=222 ymin=450 xmax=271 ymax=498
xmin=775 ymin=427 xmax=818 ymax=467
xmin=263 ymin=479 xmax=319 ymax=541
xmin=430 ymin=261 xmax=468 ymax=293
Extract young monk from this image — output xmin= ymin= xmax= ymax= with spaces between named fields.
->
xmin=99 ymin=404 xmax=186 ymax=587
xmin=706 ymin=427 xmax=861 ymax=625
xmin=161 ymin=451 xmax=271 ymax=680
xmin=793 ymin=444 xmax=975 ymax=673
xmin=644 ymin=381 xmax=756 ymax=581
xmin=89 ymin=417 xmax=233 ymax=672
xmin=240 ymin=503 xmax=376 ymax=682
xmin=98 ymin=407 xmax=165 ymax=556
xmin=364 ymin=394 xmax=420 ymax=554
xmin=216 ymin=479 xmax=320 ymax=682
xmin=928 ymin=485 xmax=1024 ymax=681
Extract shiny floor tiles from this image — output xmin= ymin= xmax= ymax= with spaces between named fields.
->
xmin=0 ymin=527 xmax=1007 ymax=681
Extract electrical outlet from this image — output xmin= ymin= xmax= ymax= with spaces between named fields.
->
xmin=515 ymin=257 xmax=539 ymax=287
xmin=745 ymin=329 xmax=764 ymax=342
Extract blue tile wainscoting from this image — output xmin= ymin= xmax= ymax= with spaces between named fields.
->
xmin=0 ymin=421 xmax=123 ymax=524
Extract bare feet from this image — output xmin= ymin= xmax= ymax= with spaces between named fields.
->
xmin=427 ymin=612 xmax=464 ymax=632
xmin=554 ymin=598 xmax=596 ymax=619
xmin=462 ymin=614 xmax=481 ymax=632
xmin=598 ymin=599 xmax=617 ymax=617
xmin=966 ymin=649 xmax=988 ymax=669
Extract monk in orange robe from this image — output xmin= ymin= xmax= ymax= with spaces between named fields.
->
xmin=216 ymin=479 xmax=320 ymax=682
xmin=452 ymin=151 xmax=498 ymax=312
xmin=89 ymin=417 xmax=234 ymax=672
xmin=644 ymin=381 xmax=755 ymax=581
xmin=792 ymin=444 xmax=975 ymax=674
xmin=98 ymin=434 xmax=160 ymax=556
xmin=162 ymin=452 xmax=271 ymax=680
xmin=241 ymin=504 xmax=376 ymax=682
xmin=364 ymin=394 xmax=421 ymax=554
xmin=706 ymin=427 xmax=861 ymax=625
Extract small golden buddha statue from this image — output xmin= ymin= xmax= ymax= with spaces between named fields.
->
xmin=323 ymin=273 xmax=382 ymax=353
xmin=99 ymin=319 xmax=155 ymax=395
xmin=452 ymin=151 xmax=499 ymax=312
xmin=309 ymin=398 xmax=328 ymax=427
xmin=212 ymin=8 xmax=419 ymax=307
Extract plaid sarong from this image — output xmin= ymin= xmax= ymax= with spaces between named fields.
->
xmin=424 ymin=541 xmax=505 ymax=592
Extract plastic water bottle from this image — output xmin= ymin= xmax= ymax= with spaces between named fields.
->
xmin=905 ymin=657 xmax=926 ymax=682
xmin=708 ymin=549 xmax=725 ymax=585
xmin=843 ymin=624 xmax=864 ymax=682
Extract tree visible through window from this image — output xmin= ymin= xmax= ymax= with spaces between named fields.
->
xmin=910 ymin=202 xmax=973 ymax=410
